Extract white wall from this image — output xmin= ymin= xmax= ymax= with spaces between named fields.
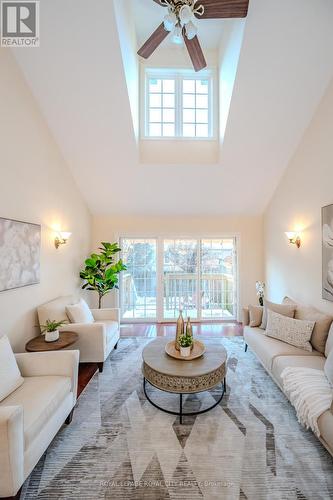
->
xmin=265 ymin=78 xmax=333 ymax=315
xmin=0 ymin=49 xmax=91 ymax=352
xmin=91 ymin=214 xmax=264 ymax=319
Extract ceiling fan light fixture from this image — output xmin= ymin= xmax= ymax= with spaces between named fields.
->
xmin=185 ymin=20 xmax=197 ymax=40
xmin=163 ymin=11 xmax=177 ymax=32
xmin=179 ymin=4 xmax=193 ymax=26
xmin=172 ymin=25 xmax=183 ymax=45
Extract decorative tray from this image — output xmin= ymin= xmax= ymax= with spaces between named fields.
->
xmin=165 ymin=340 xmax=205 ymax=361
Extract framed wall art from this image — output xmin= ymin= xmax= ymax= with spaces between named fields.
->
xmin=0 ymin=217 xmax=41 ymax=292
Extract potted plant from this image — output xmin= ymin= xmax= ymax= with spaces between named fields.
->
xmin=80 ymin=242 xmax=127 ymax=309
xmin=40 ymin=319 xmax=67 ymax=342
xmin=179 ymin=334 xmax=193 ymax=358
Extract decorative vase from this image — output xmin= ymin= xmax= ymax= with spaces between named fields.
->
xmin=180 ymin=346 xmax=191 ymax=357
xmin=175 ymin=309 xmax=184 ymax=350
xmin=186 ymin=317 xmax=193 ymax=337
xmin=45 ymin=330 xmax=60 ymax=342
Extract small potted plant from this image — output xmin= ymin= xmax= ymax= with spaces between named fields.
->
xmin=40 ymin=319 xmax=67 ymax=342
xmin=179 ymin=334 xmax=193 ymax=358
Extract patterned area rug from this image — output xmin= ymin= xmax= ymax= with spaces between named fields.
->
xmin=22 ymin=337 xmax=333 ymax=499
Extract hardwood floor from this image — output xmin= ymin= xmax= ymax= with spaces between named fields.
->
xmin=120 ymin=321 xmax=243 ymax=338
xmin=77 ymin=321 xmax=243 ymax=396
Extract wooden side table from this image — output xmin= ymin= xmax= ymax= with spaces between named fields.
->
xmin=25 ymin=331 xmax=79 ymax=352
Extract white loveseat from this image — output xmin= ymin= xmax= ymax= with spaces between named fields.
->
xmin=0 ymin=350 xmax=79 ymax=499
xmin=37 ymin=296 xmax=120 ymax=372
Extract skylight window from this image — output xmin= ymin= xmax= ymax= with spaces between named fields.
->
xmin=143 ymin=69 xmax=214 ymax=139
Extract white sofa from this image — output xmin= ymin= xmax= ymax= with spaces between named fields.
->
xmin=0 ymin=350 xmax=79 ymax=499
xmin=37 ymin=296 xmax=120 ymax=372
xmin=243 ymin=302 xmax=333 ymax=458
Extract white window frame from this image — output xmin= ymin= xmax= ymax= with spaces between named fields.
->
xmin=140 ymin=67 xmax=217 ymax=141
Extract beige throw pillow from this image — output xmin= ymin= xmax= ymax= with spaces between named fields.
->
xmin=66 ymin=298 xmax=94 ymax=324
xmin=0 ymin=335 xmax=24 ymax=402
xmin=248 ymin=305 xmax=263 ymax=327
xmin=260 ymin=300 xmax=296 ymax=330
xmin=325 ymin=323 xmax=333 ymax=357
xmin=265 ymin=310 xmax=314 ymax=352
xmin=324 ymin=349 xmax=333 ymax=386
xmin=294 ymin=306 xmax=333 ymax=354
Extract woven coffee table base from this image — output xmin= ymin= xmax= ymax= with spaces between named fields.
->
xmin=143 ymin=377 xmax=226 ymax=424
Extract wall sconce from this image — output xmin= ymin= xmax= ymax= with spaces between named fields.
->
xmin=55 ymin=231 xmax=72 ymax=249
xmin=285 ymin=231 xmax=301 ymax=249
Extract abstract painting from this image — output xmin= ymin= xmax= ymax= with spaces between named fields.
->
xmin=0 ymin=217 xmax=41 ymax=292
xmin=322 ymin=204 xmax=333 ymax=301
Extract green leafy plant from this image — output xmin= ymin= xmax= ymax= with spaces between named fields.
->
xmin=179 ymin=334 xmax=193 ymax=348
xmin=80 ymin=242 xmax=127 ymax=309
xmin=40 ymin=319 xmax=67 ymax=333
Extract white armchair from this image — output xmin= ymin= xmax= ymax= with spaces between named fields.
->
xmin=37 ymin=296 xmax=120 ymax=372
xmin=0 ymin=350 xmax=79 ymax=499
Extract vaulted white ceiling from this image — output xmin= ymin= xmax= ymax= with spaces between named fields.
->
xmin=11 ymin=0 xmax=333 ymax=216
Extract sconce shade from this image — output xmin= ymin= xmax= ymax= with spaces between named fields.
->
xmin=55 ymin=231 xmax=71 ymax=249
xmin=59 ymin=231 xmax=72 ymax=240
xmin=285 ymin=231 xmax=301 ymax=248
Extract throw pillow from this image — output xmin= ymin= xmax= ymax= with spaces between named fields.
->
xmin=294 ymin=305 xmax=333 ymax=354
xmin=265 ymin=310 xmax=314 ymax=352
xmin=324 ymin=349 xmax=333 ymax=386
xmin=325 ymin=323 xmax=333 ymax=358
xmin=260 ymin=299 xmax=296 ymax=330
xmin=0 ymin=335 xmax=24 ymax=402
xmin=248 ymin=305 xmax=263 ymax=327
xmin=66 ymin=298 xmax=94 ymax=324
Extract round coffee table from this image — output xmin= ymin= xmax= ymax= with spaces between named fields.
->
xmin=25 ymin=331 xmax=79 ymax=352
xmin=142 ymin=338 xmax=227 ymax=423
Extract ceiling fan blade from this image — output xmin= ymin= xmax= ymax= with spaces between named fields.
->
xmin=152 ymin=0 xmax=166 ymax=5
xmin=137 ymin=23 xmax=169 ymax=59
xmin=195 ymin=0 xmax=249 ymax=19
xmin=183 ymin=34 xmax=207 ymax=72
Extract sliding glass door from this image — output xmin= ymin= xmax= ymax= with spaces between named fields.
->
xmin=163 ymin=239 xmax=198 ymax=320
xmin=120 ymin=239 xmax=157 ymax=319
xmin=120 ymin=237 xmax=237 ymax=321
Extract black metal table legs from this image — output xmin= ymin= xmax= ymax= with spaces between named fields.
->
xmin=143 ymin=377 xmax=226 ymax=424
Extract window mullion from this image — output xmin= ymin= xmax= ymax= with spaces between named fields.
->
xmin=176 ymin=75 xmax=180 ymax=138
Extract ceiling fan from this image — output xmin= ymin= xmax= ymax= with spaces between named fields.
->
xmin=137 ymin=0 xmax=249 ymax=72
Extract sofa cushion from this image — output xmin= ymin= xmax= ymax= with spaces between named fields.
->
xmin=249 ymin=305 xmax=263 ymax=327
xmin=265 ymin=310 xmax=314 ymax=352
xmin=282 ymin=297 xmax=333 ymax=354
xmin=38 ymin=295 xmax=77 ymax=326
xmin=295 ymin=306 xmax=333 ymax=354
xmin=243 ymin=326 xmax=322 ymax=371
xmin=0 ymin=375 xmax=71 ymax=449
xmin=272 ymin=355 xmax=326 ymax=388
xmin=243 ymin=307 xmax=250 ymax=326
xmin=0 ymin=336 xmax=24 ymax=402
xmin=324 ymin=350 xmax=333 ymax=386
xmin=325 ymin=323 xmax=333 ymax=357
xmin=66 ymin=299 xmax=94 ymax=324
xmin=260 ymin=300 xmax=296 ymax=329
